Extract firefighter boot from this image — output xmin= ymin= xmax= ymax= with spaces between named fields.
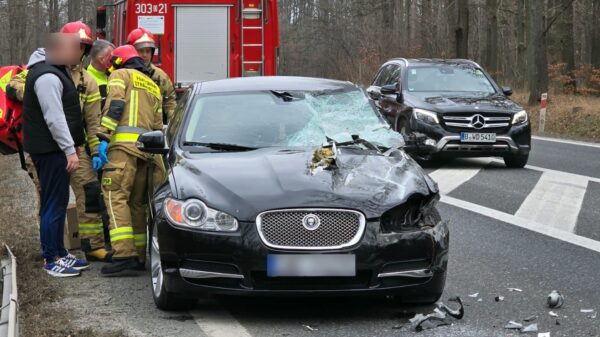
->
xmin=86 ymin=248 xmax=113 ymax=262
xmin=100 ymin=257 xmax=142 ymax=276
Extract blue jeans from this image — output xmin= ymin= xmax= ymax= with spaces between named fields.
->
xmin=31 ymin=151 xmax=70 ymax=263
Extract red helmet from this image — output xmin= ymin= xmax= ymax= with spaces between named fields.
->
xmin=60 ymin=21 xmax=94 ymax=46
xmin=127 ymin=28 xmax=156 ymax=50
xmin=109 ymin=45 xmax=141 ymax=72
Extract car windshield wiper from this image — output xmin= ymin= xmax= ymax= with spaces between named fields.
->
xmin=182 ymin=142 xmax=258 ymax=152
xmin=325 ymin=135 xmax=385 ymax=152
xmin=270 ymin=90 xmax=302 ymax=102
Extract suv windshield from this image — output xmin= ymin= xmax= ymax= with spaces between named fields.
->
xmin=182 ymin=88 xmax=404 ymax=149
xmin=406 ymin=65 xmax=496 ymax=94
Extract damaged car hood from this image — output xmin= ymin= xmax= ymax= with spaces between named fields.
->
xmin=170 ymin=147 xmax=438 ymax=221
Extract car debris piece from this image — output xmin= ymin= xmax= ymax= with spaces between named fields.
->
xmin=495 ymin=296 xmax=504 ymax=302
xmin=523 ymin=315 xmax=537 ymax=322
xmin=508 ymin=287 xmax=523 ymax=292
xmin=538 ymin=333 xmax=551 ymax=337
xmin=547 ymin=290 xmax=564 ymax=308
xmin=468 ymin=292 xmax=479 ymax=298
xmin=580 ymin=309 xmax=594 ymax=313
xmin=522 ymin=323 xmax=538 ymax=333
xmin=309 ymin=143 xmax=337 ymax=175
xmin=409 ymin=297 xmax=464 ymax=331
xmin=303 ymin=325 xmax=318 ymax=331
xmin=504 ymin=321 xmax=523 ymax=330
xmin=548 ymin=311 xmax=558 ymax=317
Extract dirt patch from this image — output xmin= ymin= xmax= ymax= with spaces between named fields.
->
xmin=0 ymin=154 xmax=124 ymax=337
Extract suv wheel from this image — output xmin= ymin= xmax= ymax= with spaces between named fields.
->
xmin=504 ymin=153 xmax=529 ymax=168
xmin=150 ymin=224 xmax=197 ymax=311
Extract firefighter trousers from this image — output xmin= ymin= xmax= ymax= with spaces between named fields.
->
xmin=101 ymin=148 xmax=152 ymax=261
xmin=71 ymin=150 xmax=106 ymax=251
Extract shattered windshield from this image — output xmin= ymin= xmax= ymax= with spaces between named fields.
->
xmin=406 ymin=65 xmax=496 ymax=94
xmin=183 ymin=88 xmax=404 ymax=149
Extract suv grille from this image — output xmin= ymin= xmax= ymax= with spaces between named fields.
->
xmin=256 ymin=209 xmax=366 ymax=250
xmin=442 ymin=113 xmax=511 ymax=132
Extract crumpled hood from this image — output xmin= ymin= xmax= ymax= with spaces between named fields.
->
xmin=170 ymin=147 xmax=438 ymax=221
xmin=405 ymin=92 xmax=522 ymax=114
xmin=26 ymin=48 xmax=46 ymax=68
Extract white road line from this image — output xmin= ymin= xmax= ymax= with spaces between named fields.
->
xmin=441 ymin=195 xmax=600 ymax=255
xmin=515 ymin=171 xmax=588 ymax=232
xmin=191 ymin=306 xmax=253 ymax=337
xmin=533 ymin=135 xmax=600 ymax=149
xmin=489 ymin=159 xmax=600 ymax=184
xmin=428 ymin=158 xmax=491 ymax=194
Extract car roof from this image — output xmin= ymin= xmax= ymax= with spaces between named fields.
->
xmin=385 ymin=58 xmax=481 ymax=67
xmin=194 ymin=76 xmax=357 ymax=94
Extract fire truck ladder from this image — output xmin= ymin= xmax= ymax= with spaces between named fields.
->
xmin=241 ymin=0 xmax=265 ymax=76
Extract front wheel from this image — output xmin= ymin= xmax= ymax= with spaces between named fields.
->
xmin=150 ymin=224 xmax=197 ymax=311
xmin=504 ymin=153 xmax=529 ymax=168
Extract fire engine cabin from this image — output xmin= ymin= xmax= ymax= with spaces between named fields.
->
xmin=96 ymin=0 xmax=279 ymax=88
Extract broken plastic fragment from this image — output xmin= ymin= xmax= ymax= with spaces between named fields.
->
xmin=547 ymin=290 xmax=564 ymax=308
xmin=538 ymin=332 xmax=551 ymax=337
xmin=548 ymin=311 xmax=558 ymax=317
xmin=468 ymin=292 xmax=479 ymax=298
xmin=504 ymin=321 xmax=523 ymax=329
xmin=522 ymin=323 xmax=538 ymax=332
xmin=495 ymin=296 xmax=504 ymax=302
xmin=508 ymin=288 xmax=523 ymax=292
xmin=523 ymin=315 xmax=537 ymax=322
xmin=580 ymin=309 xmax=595 ymax=313
xmin=303 ymin=325 xmax=318 ymax=331
xmin=437 ymin=296 xmax=464 ymax=319
xmin=409 ymin=298 xmax=463 ymax=331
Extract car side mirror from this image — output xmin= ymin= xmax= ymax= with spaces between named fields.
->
xmin=137 ymin=131 xmax=168 ymax=154
xmin=502 ymin=86 xmax=513 ymax=96
xmin=380 ymin=84 xmax=397 ymax=95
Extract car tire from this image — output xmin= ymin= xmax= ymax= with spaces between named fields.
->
xmin=504 ymin=153 xmax=529 ymax=168
xmin=150 ymin=224 xmax=197 ymax=311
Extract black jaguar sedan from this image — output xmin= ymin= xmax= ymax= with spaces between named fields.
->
xmin=137 ymin=77 xmax=448 ymax=310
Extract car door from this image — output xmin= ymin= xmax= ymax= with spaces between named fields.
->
xmin=367 ymin=64 xmax=395 ymax=107
xmin=375 ymin=65 xmax=402 ymax=125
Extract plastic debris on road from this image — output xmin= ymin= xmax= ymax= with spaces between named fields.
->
xmin=547 ymin=290 xmax=564 ymax=308
xmin=504 ymin=321 xmax=523 ymax=330
xmin=495 ymin=296 xmax=504 ymax=302
xmin=468 ymin=292 xmax=479 ymax=298
xmin=580 ymin=309 xmax=594 ymax=313
xmin=548 ymin=311 xmax=558 ymax=317
xmin=408 ymin=296 xmax=464 ymax=331
xmin=303 ymin=325 xmax=318 ymax=331
xmin=523 ymin=315 xmax=537 ymax=322
xmin=538 ymin=333 xmax=551 ymax=337
xmin=507 ymin=287 xmax=523 ymax=292
xmin=522 ymin=323 xmax=538 ymax=332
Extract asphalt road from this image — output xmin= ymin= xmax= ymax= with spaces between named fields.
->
xmin=60 ymin=136 xmax=600 ymax=337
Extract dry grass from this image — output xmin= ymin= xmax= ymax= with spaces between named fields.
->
xmin=512 ymin=91 xmax=600 ymax=142
xmin=0 ymin=155 xmax=124 ymax=337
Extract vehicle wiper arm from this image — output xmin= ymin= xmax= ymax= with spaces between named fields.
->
xmin=182 ymin=142 xmax=257 ymax=151
xmin=270 ymin=90 xmax=299 ymax=102
xmin=325 ymin=135 xmax=383 ymax=152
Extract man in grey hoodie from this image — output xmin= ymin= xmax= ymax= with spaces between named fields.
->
xmin=23 ymin=32 xmax=90 ymax=277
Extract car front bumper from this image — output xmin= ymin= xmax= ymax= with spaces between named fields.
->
xmin=156 ymin=216 xmax=449 ymax=297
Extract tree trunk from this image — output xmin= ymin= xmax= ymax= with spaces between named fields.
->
xmin=456 ymin=0 xmax=469 ymax=58
xmin=48 ymin=0 xmax=60 ymax=32
xmin=485 ymin=0 xmax=498 ymax=74
xmin=527 ymin=0 xmax=549 ymax=105
xmin=558 ymin=0 xmax=575 ymax=72
xmin=592 ymin=0 xmax=600 ymax=67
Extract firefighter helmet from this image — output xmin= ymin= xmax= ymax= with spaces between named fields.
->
xmin=60 ymin=21 xmax=94 ymax=46
xmin=109 ymin=45 xmax=141 ymax=72
xmin=127 ymin=28 xmax=156 ymax=50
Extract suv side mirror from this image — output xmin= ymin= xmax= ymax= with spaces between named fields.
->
xmin=137 ymin=131 xmax=168 ymax=154
xmin=381 ymin=84 xmax=404 ymax=104
xmin=502 ymin=86 xmax=513 ymax=96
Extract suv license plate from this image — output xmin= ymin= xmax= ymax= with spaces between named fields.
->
xmin=267 ymin=254 xmax=356 ymax=277
xmin=460 ymin=132 xmax=496 ymax=143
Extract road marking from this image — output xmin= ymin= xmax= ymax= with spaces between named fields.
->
xmin=532 ymin=135 xmax=600 ymax=149
xmin=191 ymin=306 xmax=253 ymax=337
xmin=515 ymin=171 xmax=588 ymax=232
xmin=428 ymin=158 xmax=491 ymax=194
xmin=489 ymin=159 xmax=600 ymax=184
xmin=441 ymin=195 xmax=600 ymax=255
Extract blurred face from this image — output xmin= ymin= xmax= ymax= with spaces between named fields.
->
xmin=46 ymin=33 xmax=85 ymax=66
xmin=137 ymin=47 xmax=153 ymax=65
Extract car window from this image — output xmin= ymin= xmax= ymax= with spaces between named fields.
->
xmin=406 ymin=65 xmax=496 ymax=93
xmin=373 ymin=64 xmax=394 ymax=87
xmin=166 ymin=89 xmax=190 ymax=143
xmin=386 ymin=66 xmax=402 ymax=87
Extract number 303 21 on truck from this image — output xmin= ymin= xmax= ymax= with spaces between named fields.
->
xmin=96 ymin=0 xmax=280 ymax=88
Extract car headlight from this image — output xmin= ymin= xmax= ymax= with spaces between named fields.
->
xmin=413 ymin=109 xmax=440 ymax=125
xmin=164 ymin=198 xmax=238 ymax=232
xmin=512 ymin=110 xmax=528 ymax=124
xmin=380 ymin=194 xmax=439 ymax=233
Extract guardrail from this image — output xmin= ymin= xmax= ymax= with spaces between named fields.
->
xmin=0 ymin=245 xmax=18 ymax=337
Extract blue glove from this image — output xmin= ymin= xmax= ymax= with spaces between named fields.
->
xmin=92 ymin=156 xmax=104 ymax=172
xmin=98 ymin=141 xmax=109 ymax=165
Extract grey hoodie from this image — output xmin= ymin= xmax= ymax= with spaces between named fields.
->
xmin=27 ymin=48 xmax=76 ymax=156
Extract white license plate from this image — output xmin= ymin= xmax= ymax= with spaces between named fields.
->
xmin=267 ymin=254 xmax=356 ymax=277
xmin=460 ymin=132 xmax=496 ymax=143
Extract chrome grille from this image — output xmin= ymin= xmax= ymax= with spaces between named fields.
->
xmin=256 ymin=209 xmax=366 ymax=250
xmin=443 ymin=113 xmax=511 ymax=129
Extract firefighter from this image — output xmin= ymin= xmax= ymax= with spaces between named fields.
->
xmin=87 ymin=39 xmax=115 ymax=109
xmin=96 ymin=45 xmax=163 ymax=275
xmin=61 ymin=21 xmax=113 ymax=262
xmin=126 ymin=27 xmax=176 ymax=124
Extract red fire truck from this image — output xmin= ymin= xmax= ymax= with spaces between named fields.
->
xmin=96 ymin=0 xmax=280 ymax=87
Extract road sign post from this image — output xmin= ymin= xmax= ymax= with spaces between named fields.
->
xmin=539 ymin=93 xmax=548 ymax=134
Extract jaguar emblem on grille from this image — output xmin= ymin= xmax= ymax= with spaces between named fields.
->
xmin=302 ymin=214 xmax=321 ymax=231
xmin=471 ymin=114 xmax=485 ymax=129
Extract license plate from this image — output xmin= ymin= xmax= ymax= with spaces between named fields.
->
xmin=460 ymin=132 xmax=496 ymax=143
xmin=267 ymin=254 xmax=356 ymax=277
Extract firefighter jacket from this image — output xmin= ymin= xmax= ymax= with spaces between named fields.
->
xmin=70 ymin=65 xmax=102 ymax=155
xmin=148 ymin=64 xmax=176 ymax=124
xmin=98 ymin=68 xmax=163 ymax=159
xmin=7 ymin=69 xmax=28 ymax=102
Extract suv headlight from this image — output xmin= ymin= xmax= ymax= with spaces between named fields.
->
xmin=512 ymin=110 xmax=528 ymax=125
xmin=164 ymin=198 xmax=238 ymax=232
xmin=413 ymin=109 xmax=440 ymax=125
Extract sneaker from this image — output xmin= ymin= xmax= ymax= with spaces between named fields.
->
xmin=100 ymin=257 xmax=142 ymax=277
xmin=44 ymin=261 xmax=80 ymax=278
xmin=60 ymin=253 xmax=90 ymax=271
